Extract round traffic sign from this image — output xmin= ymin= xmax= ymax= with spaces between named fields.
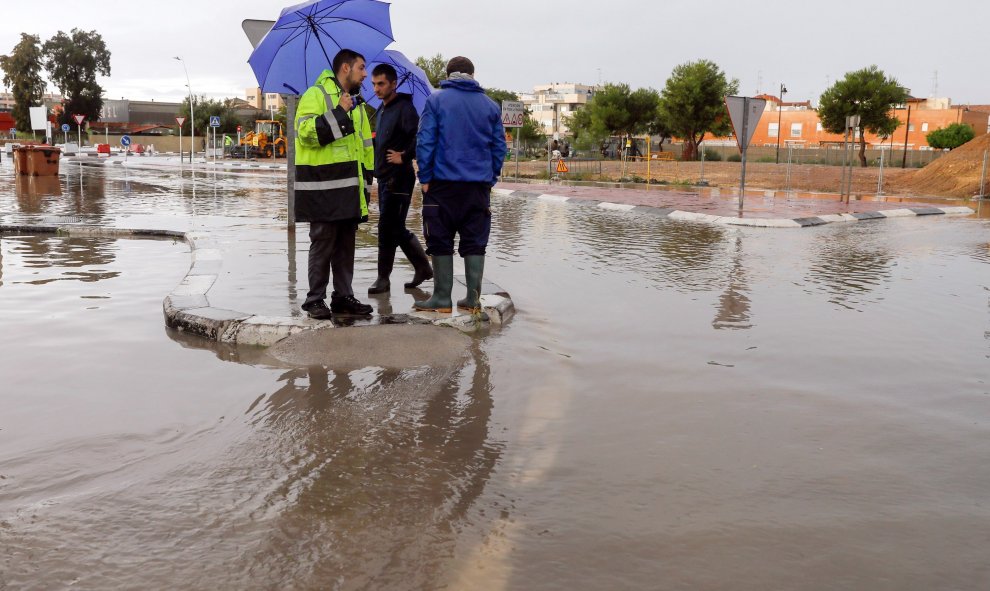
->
xmin=61 ymin=123 xmax=70 ymax=132
xmin=120 ymin=135 xmax=132 ymax=147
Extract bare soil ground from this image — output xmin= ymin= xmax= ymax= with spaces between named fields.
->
xmin=888 ymin=133 xmax=990 ymax=198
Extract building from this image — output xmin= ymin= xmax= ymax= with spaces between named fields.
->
xmin=0 ymin=91 xmax=64 ymax=112
xmin=706 ymin=95 xmax=990 ymax=150
xmin=245 ymin=87 xmax=286 ymax=113
xmin=519 ymin=82 xmax=595 ymax=136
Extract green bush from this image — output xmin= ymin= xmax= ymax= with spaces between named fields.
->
xmin=703 ymin=148 xmax=722 ymax=161
xmin=727 ymin=153 xmax=741 ymax=162
xmin=926 ymin=123 xmax=975 ymax=150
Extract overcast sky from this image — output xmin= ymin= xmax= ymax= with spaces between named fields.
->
xmin=3 ymin=0 xmax=987 ymax=105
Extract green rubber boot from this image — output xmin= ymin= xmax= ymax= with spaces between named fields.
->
xmin=456 ymin=255 xmax=486 ymax=311
xmin=413 ymin=255 xmax=453 ymax=313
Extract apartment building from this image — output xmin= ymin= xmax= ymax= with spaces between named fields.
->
xmin=519 ymin=82 xmax=595 ymax=136
xmin=708 ymin=95 xmax=989 ymax=149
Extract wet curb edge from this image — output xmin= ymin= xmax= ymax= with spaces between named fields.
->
xmin=492 ymin=188 xmax=975 ymax=228
xmin=0 ymin=224 xmax=515 ymax=346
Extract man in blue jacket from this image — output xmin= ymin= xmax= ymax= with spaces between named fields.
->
xmin=414 ymin=56 xmax=507 ymax=314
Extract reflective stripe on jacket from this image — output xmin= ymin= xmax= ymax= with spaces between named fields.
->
xmin=294 ymin=69 xmax=375 ymax=222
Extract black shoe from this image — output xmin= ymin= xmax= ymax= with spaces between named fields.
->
xmin=302 ymin=300 xmax=333 ymax=320
xmin=330 ymin=294 xmax=373 ymax=316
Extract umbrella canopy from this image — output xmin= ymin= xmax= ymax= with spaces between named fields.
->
xmin=361 ymin=50 xmax=435 ymax=115
xmin=249 ymin=0 xmax=394 ymax=95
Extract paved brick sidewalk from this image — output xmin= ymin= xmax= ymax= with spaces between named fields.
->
xmin=498 ymin=181 xmax=945 ymax=219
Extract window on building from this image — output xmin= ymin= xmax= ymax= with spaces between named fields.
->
xmin=921 ymin=122 xmax=929 ymax=132
xmin=908 ymin=124 xmax=915 ymax=132
xmin=790 ymin=123 xmax=803 ymax=137
xmin=768 ymin=122 xmax=779 ymax=138
xmin=816 ymin=122 xmax=823 ymax=132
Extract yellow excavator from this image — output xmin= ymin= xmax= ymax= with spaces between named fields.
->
xmin=229 ymin=120 xmax=286 ymax=158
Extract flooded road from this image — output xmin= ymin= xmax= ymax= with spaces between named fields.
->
xmin=1 ymin=163 xmax=989 ymax=589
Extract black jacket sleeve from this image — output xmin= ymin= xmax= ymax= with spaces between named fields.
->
xmin=398 ymin=101 xmax=419 ymax=163
xmin=314 ymin=106 xmax=355 ymax=146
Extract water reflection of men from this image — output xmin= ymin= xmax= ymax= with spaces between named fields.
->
xmin=247 ymin=346 xmax=499 ymax=587
xmin=295 ymin=49 xmax=375 ymax=319
xmin=414 ymin=56 xmax=507 ymax=313
xmin=367 ymin=63 xmax=433 ymax=295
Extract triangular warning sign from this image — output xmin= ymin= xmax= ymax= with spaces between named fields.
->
xmin=725 ymin=96 xmax=767 ymax=151
xmin=556 ymin=159 xmax=569 ymax=173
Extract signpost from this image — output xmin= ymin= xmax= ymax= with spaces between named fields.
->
xmin=61 ymin=123 xmax=70 ymax=144
xmin=176 ymin=116 xmax=186 ymax=162
xmin=73 ymin=114 xmax=86 ymax=148
xmin=210 ymin=116 xmax=221 ymax=161
xmin=502 ymin=100 xmax=524 ymax=179
xmin=121 ymin=134 xmax=131 ymax=160
xmin=725 ymin=96 xmax=767 ymax=211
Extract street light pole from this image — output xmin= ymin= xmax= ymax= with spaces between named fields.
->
xmin=174 ymin=56 xmax=195 ymax=165
xmin=775 ymin=83 xmax=787 ymax=164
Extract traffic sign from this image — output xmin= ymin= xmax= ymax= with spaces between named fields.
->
xmin=209 ymin=116 xmax=221 ymax=128
xmin=501 ymin=100 xmax=525 ymax=128
xmin=61 ymin=123 xmax=70 ymax=132
xmin=176 ymin=116 xmax=186 ymax=126
xmin=236 ymin=125 xmax=242 ymax=132
xmin=725 ymin=96 xmax=767 ymax=151
xmin=73 ymin=114 xmax=85 ymax=126
xmin=120 ymin=135 xmax=132 ymax=147
xmin=556 ymin=159 xmax=569 ymax=173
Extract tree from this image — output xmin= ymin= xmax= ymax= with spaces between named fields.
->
xmin=415 ymin=53 xmax=446 ymax=88
xmin=818 ymin=65 xmax=908 ymax=167
xmin=42 ymin=29 xmax=111 ymax=127
xmin=657 ymin=60 xmax=738 ymax=161
xmin=926 ymin=123 xmax=975 ymax=150
xmin=569 ymin=83 xmax=659 ymax=156
xmin=177 ymin=96 xmax=245 ymax=135
xmin=0 ymin=33 xmax=46 ymax=133
xmin=484 ymin=87 xmax=517 ymax=105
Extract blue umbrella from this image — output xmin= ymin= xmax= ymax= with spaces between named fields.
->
xmin=249 ymin=0 xmax=394 ymax=95
xmin=361 ymin=50 xmax=435 ymax=115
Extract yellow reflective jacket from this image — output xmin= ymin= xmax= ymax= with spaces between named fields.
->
xmin=294 ymin=69 xmax=374 ymax=222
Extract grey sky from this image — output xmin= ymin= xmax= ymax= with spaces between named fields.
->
xmin=3 ymin=0 xmax=987 ymax=105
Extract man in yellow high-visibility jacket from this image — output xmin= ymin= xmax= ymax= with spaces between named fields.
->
xmin=295 ymin=49 xmax=375 ymax=319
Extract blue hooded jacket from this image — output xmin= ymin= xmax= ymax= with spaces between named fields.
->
xmin=416 ymin=77 xmax=507 ymax=185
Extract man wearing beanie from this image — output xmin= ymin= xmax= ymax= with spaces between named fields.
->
xmin=413 ymin=56 xmax=507 ymax=314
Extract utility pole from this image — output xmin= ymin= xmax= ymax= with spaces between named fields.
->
xmin=901 ymin=102 xmax=912 ymax=168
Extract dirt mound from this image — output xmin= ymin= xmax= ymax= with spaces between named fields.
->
xmin=891 ymin=133 xmax=990 ymax=197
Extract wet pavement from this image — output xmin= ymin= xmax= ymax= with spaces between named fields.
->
xmin=1 ymin=161 xmax=990 ymax=589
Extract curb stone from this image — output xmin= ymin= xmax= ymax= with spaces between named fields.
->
xmin=492 ymin=188 xmax=975 ymax=228
xmin=1 ymin=223 xmax=514 ymax=347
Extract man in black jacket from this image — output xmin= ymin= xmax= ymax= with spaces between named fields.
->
xmin=368 ymin=64 xmax=433 ymax=294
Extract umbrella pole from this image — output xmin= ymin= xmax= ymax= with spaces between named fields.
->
xmin=287 ymin=94 xmax=298 ymax=228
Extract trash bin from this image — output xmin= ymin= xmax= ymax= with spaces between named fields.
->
xmin=12 ymin=145 xmax=28 ymax=175
xmin=14 ymin=145 xmax=61 ymax=176
xmin=96 ymin=144 xmax=111 ymax=155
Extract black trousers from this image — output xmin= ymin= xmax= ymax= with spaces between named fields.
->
xmin=377 ymin=173 xmax=415 ymax=250
xmin=305 ymin=220 xmax=357 ymax=306
xmin=422 ymin=180 xmax=491 ymax=257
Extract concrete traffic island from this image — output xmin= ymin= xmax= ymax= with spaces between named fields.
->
xmin=0 ymin=222 xmax=516 ymax=348
xmin=494 ymin=184 xmax=977 ymax=228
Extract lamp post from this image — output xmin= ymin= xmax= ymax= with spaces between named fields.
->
xmin=775 ymin=83 xmax=787 ymax=164
xmin=174 ymin=56 xmax=195 ymax=164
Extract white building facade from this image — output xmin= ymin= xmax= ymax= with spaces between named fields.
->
xmin=519 ymin=82 xmax=595 ymax=136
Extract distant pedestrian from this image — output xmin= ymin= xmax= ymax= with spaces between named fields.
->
xmin=414 ymin=56 xmax=507 ymax=314
xmin=367 ymin=63 xmax=433 ymax=295
xmin=295 ymin=48 xmax=375 ymax=319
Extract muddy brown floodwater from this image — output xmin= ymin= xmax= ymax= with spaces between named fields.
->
xmin=1 ymin=162 xmax=989 ymax=590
